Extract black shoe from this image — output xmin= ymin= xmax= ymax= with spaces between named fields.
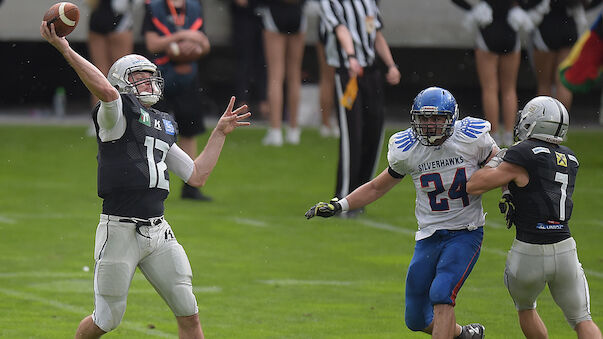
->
xmin=456 ymin=323 xmax=485 ymax=339
xmin=181 ymin=184 xmax=212 ymax=201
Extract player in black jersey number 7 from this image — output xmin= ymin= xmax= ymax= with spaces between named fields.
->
xmin=41 ymin=19 xmax=250 ymax=339
xmin=467 ymin=96 xmax=602 ymax=339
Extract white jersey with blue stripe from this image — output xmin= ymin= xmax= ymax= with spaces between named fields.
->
xmin=387 ymin=117 xmax=496 ymax=241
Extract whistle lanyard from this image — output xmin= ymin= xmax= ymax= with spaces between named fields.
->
xmin=166 ymin=0 xmax=185 ymax=27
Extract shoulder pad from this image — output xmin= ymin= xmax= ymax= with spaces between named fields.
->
xmin=388 ymin=128 xmax=418 ymax=165
xmin=455 ymin=117 xmax=491 ymax=143
xmin=388 ymin=128 xmax=418 ymax=152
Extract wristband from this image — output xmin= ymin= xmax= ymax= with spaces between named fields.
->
xmin=338 ymin=198 xmax=350 ymax=211
xmin=347 ymin=53 xmax=356 ymax=59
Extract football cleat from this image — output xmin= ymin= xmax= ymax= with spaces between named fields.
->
xmin=456 ymin=323 xmax=485 ymax=339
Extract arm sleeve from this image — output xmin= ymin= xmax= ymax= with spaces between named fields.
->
xmin=388 ymin=166 xmax=405 ymax=179
xmin=165 ymin=143 xmax=195 ymax=182
xmin=97 ymin=96 xmax=126 ymax=142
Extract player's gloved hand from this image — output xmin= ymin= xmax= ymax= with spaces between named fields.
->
xmin=305 ymin=198 xmax=342 ymax=219
xmin=498 ymin=190 xmax=516 ymax=229
xmin=485 ymin=148 xmax=507 ymax=168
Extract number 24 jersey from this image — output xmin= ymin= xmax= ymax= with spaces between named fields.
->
xmin=387 ymin=117 xmax=496 ymax=240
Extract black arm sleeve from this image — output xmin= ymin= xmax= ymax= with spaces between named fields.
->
xmin=388 ymin=166 xmax=405 ymax=179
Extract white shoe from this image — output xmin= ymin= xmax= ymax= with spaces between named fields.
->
xmin=262 ymin=128 xmax=283 ymax=146
xmin=319 ymin=124 xmax=331 ymax=138
xmin=502 ymin=131 xmax=514 ymax=147
xmin=492 ymin=131 xmax=502 ymax=146
xmin=319 ymin=124 xmax=340 ymax=138
xmin=330 ymin=125 xmax=340 ymax=138
xmin=285 ymin=127 xmax=301 ymax=145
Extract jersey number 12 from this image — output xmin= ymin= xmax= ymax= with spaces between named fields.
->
xmin=144 ymin=136 xmax=169 ymax=190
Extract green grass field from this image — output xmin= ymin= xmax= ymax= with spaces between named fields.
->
xmin=0 ymin=123 xmax=602 ymax=338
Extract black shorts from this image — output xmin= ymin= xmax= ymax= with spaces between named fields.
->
xmin=532 ymin=13 xmax=578 ymax=51
xmin=477 ymin=18 xmax=519 ymax=55
xmin=89 ymin=5 xmax=132 ymax=34
xmin=258 ymin=2 xmax=307 ymax=34
xmin=155 ymin=87 xmax=206 ymax=137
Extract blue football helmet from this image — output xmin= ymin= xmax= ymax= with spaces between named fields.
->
xmin=410 ymin=87 xmax=459 ymax=146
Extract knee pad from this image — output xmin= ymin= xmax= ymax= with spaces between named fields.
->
xmin=93 ymin=261 xmax=133 ymax=332
xmin=405 ymin=312 xmax=429 ymax=332
xmin=170 ymin=281 xmax=198 ymax=316
xmin=93 ymin=296 xmax=127 ymax=332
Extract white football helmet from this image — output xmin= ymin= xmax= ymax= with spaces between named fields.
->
xmin=108 ymin=54 xmax=163 ymax=106
xmin=515 ymin=96 xmax=569 ymax=144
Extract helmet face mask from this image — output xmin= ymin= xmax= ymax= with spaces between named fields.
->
xmin=514 ymin=96 xmax=569 ymax=144
xmin=410 ymin=87 xmax=459 ymax=146
xmin=108 ymin=54 xmax=164 ymax=106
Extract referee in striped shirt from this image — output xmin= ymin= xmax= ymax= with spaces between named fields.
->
xmin=319 ymin=0 xmax=400 ymax=214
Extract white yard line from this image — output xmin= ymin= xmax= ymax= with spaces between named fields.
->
xmin=231 ymin=217 xmax=268 ymax=227
xmin=0 ymin=215 xmax=16 ymax=224
xmin=0 ymin=287 xmax=176 ymax=338
xmin=259 ymin=279 xmax=353 ymax=286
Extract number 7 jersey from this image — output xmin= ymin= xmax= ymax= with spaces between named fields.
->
xmin=387 ymin=117 xmax=496 ymax=240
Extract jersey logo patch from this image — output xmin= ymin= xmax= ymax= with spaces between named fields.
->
xmin=555 ymin=152 xmax=568 ymax=167
xmin=393 ymin=130 xmax=417 ymax=151
xmin=139 ymin=109 xmax=151 ymax=127
xmin=532 ymin=147 xmax=550 ymax=154
xmin=459 ymin=118 xmax=487 ymax=138
xmin=163 ymin=119 xmax=175 ymax=135
xmin=154 ymin=119 xmax=162 ymax=130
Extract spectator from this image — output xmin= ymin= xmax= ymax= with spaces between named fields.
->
xmin=143 ymin=0 xmax=213 ymax=201
xmin=316 ymin=7 xmax=338 ymax=138
xmin=306 ymin=87 xmax=494 ymax=339
xmin=230 ymin=0 xmax=269 ymax=119
xmin=530 ymin=0 xmax=586 ymax=110
xmin=257 ymin=0 xmax=307 ymax=146
xmin=467 ymin=96 xmax=602 ymax=339
xmin=41 ymin=19 xmax=250 ymax=337
xmin=452 ymin=0 xmax=534 ymax=146
xmin=86 ymin=0 xmax=137 ymax=106
xmin=319 ymin=0 xmax=400 ymax=211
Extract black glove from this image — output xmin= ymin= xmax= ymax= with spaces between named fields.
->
xmin=498 ymin=191 xmax=516 ymax=229
xmin=305 ymin=198 xmax=342 ymax=219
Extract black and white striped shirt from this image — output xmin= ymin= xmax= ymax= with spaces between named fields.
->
xmin=319 ymin=0 xmax=382 ymax=68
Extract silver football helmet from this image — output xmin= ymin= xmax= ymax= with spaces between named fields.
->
xmin=515 ymin=96 xmax=569 ymax=144
xmin=107 ymin=54 xmax=163 ymax=106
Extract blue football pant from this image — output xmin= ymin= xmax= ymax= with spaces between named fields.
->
xmin=404 ymin=228 xmax=484 ymax=331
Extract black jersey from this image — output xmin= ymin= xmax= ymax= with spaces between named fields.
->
xmin=92 ymin=94 xmax=179 ymax=218
xmin=504 ymin=139 xmax=578 ymax=244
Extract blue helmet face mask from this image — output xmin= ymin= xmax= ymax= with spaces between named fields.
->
xmin=410 ymin=87 xmax=459 ymax=146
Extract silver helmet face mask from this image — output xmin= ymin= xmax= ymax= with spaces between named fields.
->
xmin=108 ymin=54 xmax=164 ymax=106
xmin=514 ymin=96 xmax=569 ymax=144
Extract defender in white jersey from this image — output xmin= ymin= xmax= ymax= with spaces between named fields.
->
xmin=306 ymin=87 xmax=499 ymax=339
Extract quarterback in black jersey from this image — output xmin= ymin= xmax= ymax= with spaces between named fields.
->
xmin=41 ymin=20 xmax=251 ymax=339
xmin=467 ymin=96 xmax=602 ymax=339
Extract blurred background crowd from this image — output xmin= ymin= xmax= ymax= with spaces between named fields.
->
xmin=1 ymin=0 xmax=603 ymax=136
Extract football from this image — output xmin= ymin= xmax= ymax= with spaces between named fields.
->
xmin=43 ymin=2 xmax=79 ymax=37
xmin=167 ymin=40 xmax=203 ymax=64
